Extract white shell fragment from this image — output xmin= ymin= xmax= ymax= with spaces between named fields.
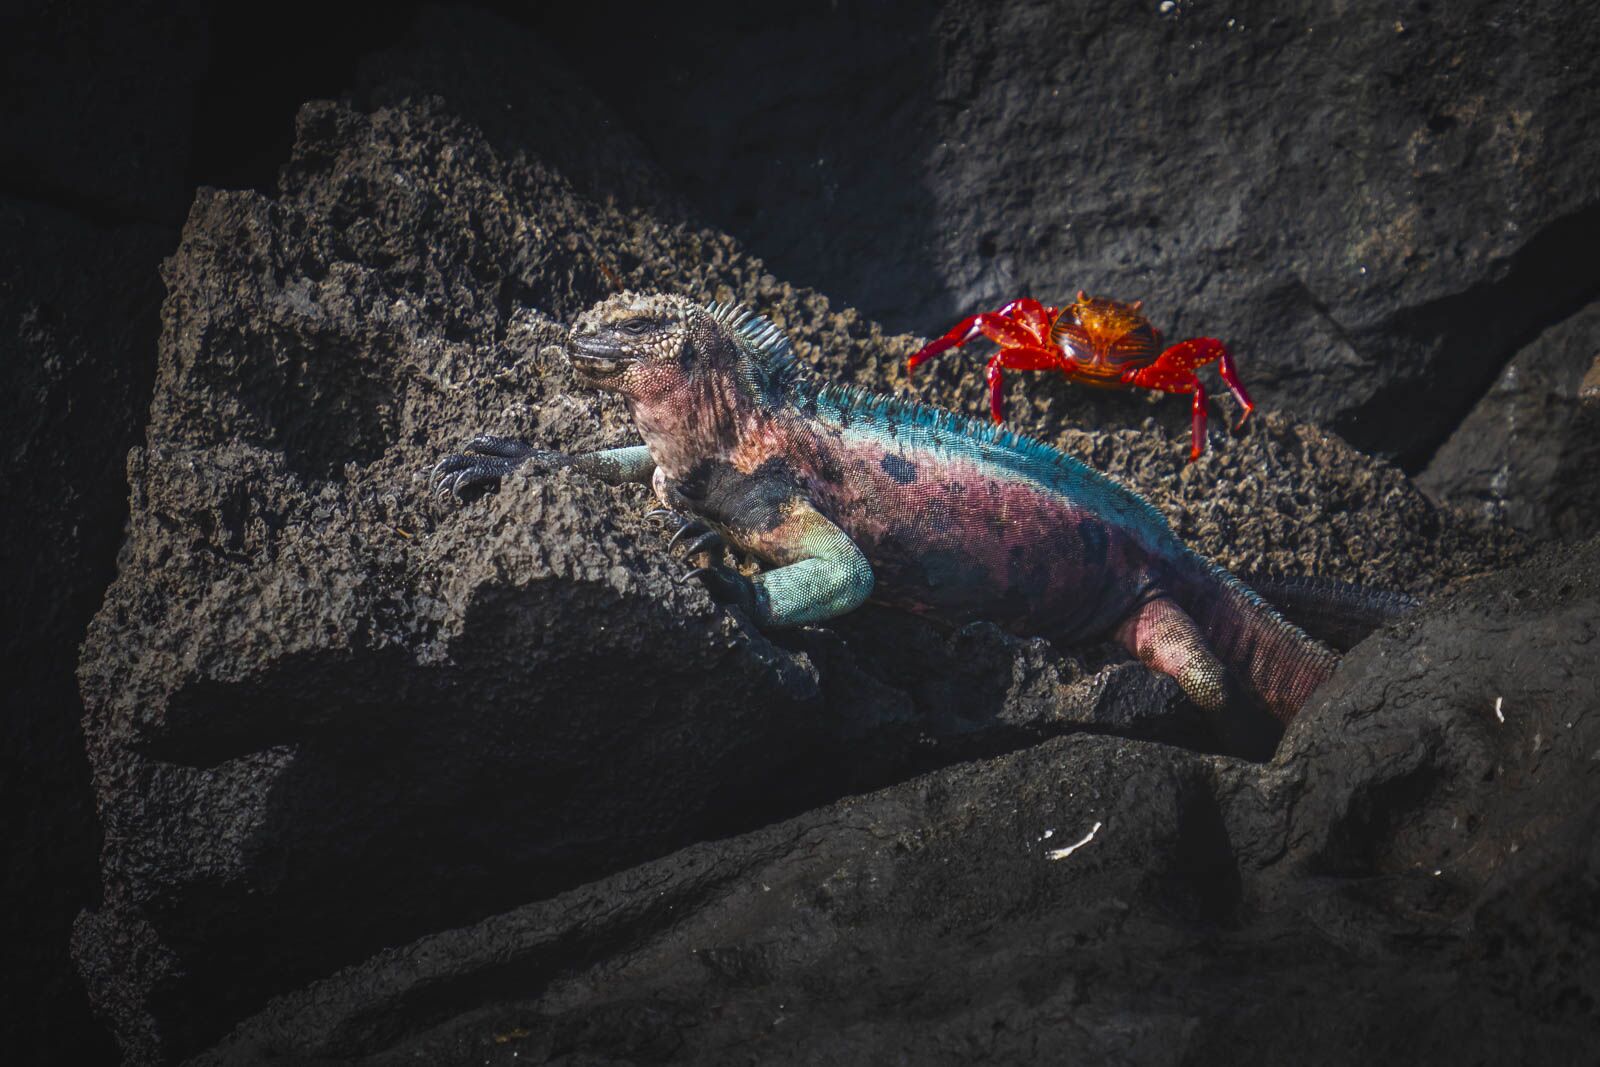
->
xmin=1046 ymin=820 xmax=1103 ymax=861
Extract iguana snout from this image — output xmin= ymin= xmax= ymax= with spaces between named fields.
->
xmin=566 ymin=330 xmax=639 ymax=380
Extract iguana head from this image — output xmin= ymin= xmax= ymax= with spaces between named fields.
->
xmin=566 ymin=291 xmax=782 ymax=469
xmin=566 ymin=290 xmax=799 ymax=401
xmin=565 ymin=292 xmax=799 ymax=477
xmin=566 ymin=291 xmax=726 ymax=402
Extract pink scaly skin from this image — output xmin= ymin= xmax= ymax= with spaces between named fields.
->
xmin=908 ymin=293 xmax=1256 ymax=461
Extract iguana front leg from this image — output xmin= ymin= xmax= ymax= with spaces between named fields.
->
xmin=693 ymin=497 xmax=875 ymax=628
xmin=431 ymin=441 xmax=873 ymax=628
xmin=431 ymin=436 xmax=655 ymax=498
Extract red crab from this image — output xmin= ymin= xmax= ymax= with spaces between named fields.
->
xmin=907 ymin=292 xmax=1255 ymax=461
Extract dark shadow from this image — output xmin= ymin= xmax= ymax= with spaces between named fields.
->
xmin=1336 ymin=200 xmax=1600 ymax=471
xmin=126 ymin=566 xmax=1233 ymax=1058
xmin=187 ymin=3 xmax=423 ymax=195
xmin=508 ymin=0 xmax=951 ymax=332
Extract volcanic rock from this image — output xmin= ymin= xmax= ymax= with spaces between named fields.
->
xmin=71 ymin=71 xmax=1519 ymax=1065
xmin=47 ymin=6 xmax=1600 ymax=1064
xmin=197 ymin=538 xmax=1600 ymax=1065
xmin=1420 ymin=297 xmax=1600 ymax=543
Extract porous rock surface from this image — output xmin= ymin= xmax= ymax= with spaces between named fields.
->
xmin=72 ymin=68 xmax=1536 ymax=1062
xmin=61 ymin=7 xmax=1600 ymax=1064
xmin=200 ymin=538 xmax=1600 ymax=1065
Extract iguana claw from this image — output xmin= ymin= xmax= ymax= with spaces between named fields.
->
xmin=667 ymin=519 xmax=713 ymax=550
xmin=667 ymin=518 xmax=726 ymax=560
xmin=430 ymin=435 xmax=575 ymax=503
xmin=430 ymin=452 xmax=527 ymax=500
xmin=678 ymin=531 xmax=725 ymax=558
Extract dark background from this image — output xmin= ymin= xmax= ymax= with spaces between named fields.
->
xmin=5 ymin=1 xmax=1597 ymax=1062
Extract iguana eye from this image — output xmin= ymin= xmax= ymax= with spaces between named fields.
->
xmin=618 ymin=318 xmax=654 ymax=335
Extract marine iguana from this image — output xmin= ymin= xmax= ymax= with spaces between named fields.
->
xmin=433 ymin=292 xmax=1367 ymax=736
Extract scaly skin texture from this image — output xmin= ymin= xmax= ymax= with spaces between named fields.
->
xmin=433 ymin=292 xmax=1339 ymax=732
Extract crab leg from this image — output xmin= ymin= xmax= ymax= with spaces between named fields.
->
xmin=907 ymin=299 xmax=1051 ymax=372
xmin=984 ymin=345 xmax=1060 ymax=423
xmin=1214 ymin=346 xmax=1256 ymax=429
xmin=1122 ymin=340 xmax=1213 ymax=462
xmin=907 ymin=313 xmax=985 ymax=371
xmin=1133 ymin=337 xmax=1253 ymax=425
xmin=1124 ymin=337 xmax=1251 ymax=461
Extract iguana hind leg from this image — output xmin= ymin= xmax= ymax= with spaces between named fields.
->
xmin=688 ymin=497 xmax=875 ymax=628
xmin=1114 ymin=595 xmax=1228 ymax=711
xmin=1116 ymin=594 xmax=1285 ymax=759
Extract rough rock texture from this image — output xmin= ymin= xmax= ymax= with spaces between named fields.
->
xmin=71 ymin=39 xmax=1527 ymax=1060
xmin=17 ymin=2 xmax=1593 ymax=1063
xmin=562 ymin=0 xmax=1600 ymax=467
xmin=1420 ymin=298 xmax=1600 ymax=543
xmin=197 ymin=538 xmax=1600 ymax=1065
xmin=2 ymin=4 xmax=211 ymax=1060
xmin=0 ymin=197 xmax=170 ymax=1067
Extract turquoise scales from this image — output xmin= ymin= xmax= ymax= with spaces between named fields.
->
xmin=432 ymin=292 xmax=1349 ymax=737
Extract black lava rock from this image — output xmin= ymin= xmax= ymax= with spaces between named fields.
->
xmin=5 ymin=3 xmax=1593 ymax=1064
xmin=196 ymin=539 xmax=1600 ymax=1065
xmin=1420 ymin=297 xmax=1600 ymax=543
xmin=71 ymin=22 xmax=1526 ymax=1059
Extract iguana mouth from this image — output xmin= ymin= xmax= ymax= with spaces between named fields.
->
xmin=567 ymin=335 xmax=637 ymax=379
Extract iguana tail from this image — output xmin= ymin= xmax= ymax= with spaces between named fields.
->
xmin=1178 ymin=560 xmax=1341 ymax=726
xmin=1245 ymin=574 xmax=1421 ymax=651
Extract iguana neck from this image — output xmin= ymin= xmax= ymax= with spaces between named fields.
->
xmin=627 ymin=361 xmax=779 ymax=481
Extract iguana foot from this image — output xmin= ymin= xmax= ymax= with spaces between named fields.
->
xmin=431 ymin=436 xmax=558 ymax=501
xmin=645 ymin=510 xmax=729 ymax=560
xmin=432 ymin=453 xmax=524 ymax=499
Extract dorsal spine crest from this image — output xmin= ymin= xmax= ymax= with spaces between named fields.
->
xmin=706 ymin=299 xmax=803 ymax=399
xmin=703 ymin=300 xmax=1165 ymax=537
